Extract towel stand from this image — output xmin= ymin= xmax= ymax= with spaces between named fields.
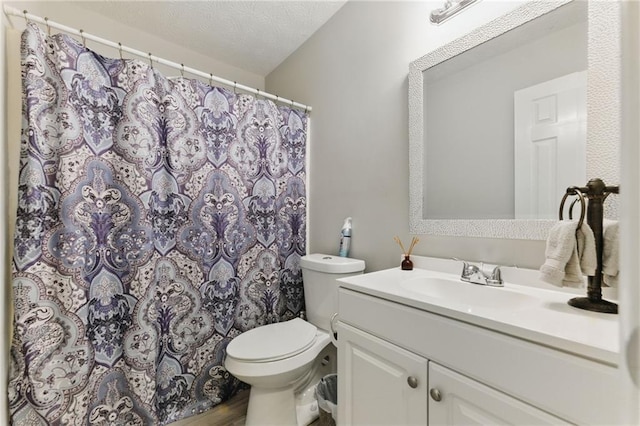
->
xmin=560 ymin=178 xmax=619 ymax=314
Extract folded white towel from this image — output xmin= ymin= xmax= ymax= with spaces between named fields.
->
xmin=540 ymin=221 xmax=597 ymax=287
xmin=575 ymin=222 xmax=597 ymax=278
xmin=540 ymin=221 xmax=578 ymax=286
xmin=602 ymin=219 xmax=619 ymax=287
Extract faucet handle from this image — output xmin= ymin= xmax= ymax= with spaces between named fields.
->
xmin=453 ymin=258 xmax=478 ymax=277
xmin=486 ymin=265 xmax=503 ymax=286
xmin=490 ymin=265 xmax=501 ymax=280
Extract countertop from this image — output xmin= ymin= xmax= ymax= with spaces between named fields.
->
xmin=337 ymin=256 xmax=619 ymax=366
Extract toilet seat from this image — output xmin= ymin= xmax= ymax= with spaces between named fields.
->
xmin=226 ymin=318 xmax=318 ymax=362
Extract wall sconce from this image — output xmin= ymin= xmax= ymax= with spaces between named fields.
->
xmin=430 ymin=0 xmax=481 ymax=25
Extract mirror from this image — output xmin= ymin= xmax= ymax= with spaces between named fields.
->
xmin=409 ymin=0 xmax=621 ymax=239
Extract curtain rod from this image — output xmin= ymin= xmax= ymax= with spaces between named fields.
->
xmin=2 ymin=5 xmax=312 ymax=112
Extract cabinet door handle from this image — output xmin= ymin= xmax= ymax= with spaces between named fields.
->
xmin=407 ymin=376 xmax=419 ymax=388
xmin=430 ymin=388 xmax=442 ymax=402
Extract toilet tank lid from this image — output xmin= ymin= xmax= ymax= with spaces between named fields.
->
xmin=300 ymin=254 xmax=365 ymax=274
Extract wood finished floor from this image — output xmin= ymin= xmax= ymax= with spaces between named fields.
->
xmin=167 ymin=390 xmax=321 ymax=426
xmin=169 ymin=390 xmax=249 ymax=426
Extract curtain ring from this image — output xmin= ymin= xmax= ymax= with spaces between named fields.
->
xmin=180 ymin=64 xmax=185 ymax=78
xmin=23 ymin=10 xmax=29 ymax=25
xmin=44 ymin=17 xmax=51 ymax=36
xmin=233 ymin=81 xmax=237 ymax=94
xmin=209 ymin=73 xmax=213 ymax=86
xmin=79 ymin=29 xmax=86 ymax=47
xmin=290 ymin=99 xmax=295 ymax=108
xmin=148 ymin=52 xmax=153 ymax=69
xmin=256 ymin=89 xmax=261 ymax=100
xmin=118 ymin=42 xmax=124 ymax=60
xmin=304 ymin=105 xmax=309 ymax=114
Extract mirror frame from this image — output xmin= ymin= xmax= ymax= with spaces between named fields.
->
xmin=409 ymin=0 xmax=620 ymax=239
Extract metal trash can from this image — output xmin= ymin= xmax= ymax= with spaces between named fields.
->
xmin=315 ymin=374 xmax=337 ymax=426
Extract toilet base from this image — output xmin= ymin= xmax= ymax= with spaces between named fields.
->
xmin=245 ymin=386 xmax=298 ymax=426
xmin=240 ymin=344 xmax=336 ymax=426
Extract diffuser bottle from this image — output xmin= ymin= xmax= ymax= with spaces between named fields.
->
xmin=338 ymin=217 xmax=352 ymax=257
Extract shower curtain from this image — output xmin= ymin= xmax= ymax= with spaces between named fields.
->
xmin=9 ymin=23 xmax=307 ymax=425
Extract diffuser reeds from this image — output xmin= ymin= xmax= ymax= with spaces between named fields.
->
xmin=394 ymin=236 xmax=419 ymax=256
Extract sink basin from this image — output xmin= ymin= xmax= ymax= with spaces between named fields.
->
xmin=399 ymin=276 xmax=538 ymax=311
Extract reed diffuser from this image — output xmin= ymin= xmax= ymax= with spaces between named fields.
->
xmin=394 ymin=236 xmax=420 ymax=270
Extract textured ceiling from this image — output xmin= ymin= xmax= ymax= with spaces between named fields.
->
xmin=72 ymin=1 xmax=346 ymax=76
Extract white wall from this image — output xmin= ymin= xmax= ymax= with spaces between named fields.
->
xmin=265 ymin=0 xmax=557 ymax=271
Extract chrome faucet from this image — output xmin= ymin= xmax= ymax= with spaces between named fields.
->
xmin=456 ymin=259 xmax=503 ymax=287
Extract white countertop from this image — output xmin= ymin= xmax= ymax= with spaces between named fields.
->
xmin=337 ymin=256 xmax=620 ymax=366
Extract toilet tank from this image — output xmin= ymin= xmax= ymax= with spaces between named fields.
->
xmin=300 ymin=254 xmax=365 ymax=332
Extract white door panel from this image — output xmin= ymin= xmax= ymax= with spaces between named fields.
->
xmin=514 ymin=71 xmax=587 ymax=219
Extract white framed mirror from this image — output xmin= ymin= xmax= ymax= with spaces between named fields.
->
xmin=409 ymin=0 xmax=620 ymax=239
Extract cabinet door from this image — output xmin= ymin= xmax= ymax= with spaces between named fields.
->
xmin=338 ymin=322 xmax=428 ymax=426
xmin=428 ymin=362 xmax=569 ymax=425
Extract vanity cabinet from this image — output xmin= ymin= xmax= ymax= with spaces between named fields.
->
xmin=336 ymin=286 xmax=623 ymax=425
xmin=338 ymin=321 xmax=565 ymax=425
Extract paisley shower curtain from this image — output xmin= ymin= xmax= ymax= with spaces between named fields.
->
xmin=9 ymin=23 xmax=307 ymax=425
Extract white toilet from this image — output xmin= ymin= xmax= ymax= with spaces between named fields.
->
xmin=224 ymin=253 xmax=365 ymax=426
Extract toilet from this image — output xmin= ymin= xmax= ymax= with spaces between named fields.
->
xmin=224 ymin=253 xmax=365 ymax=426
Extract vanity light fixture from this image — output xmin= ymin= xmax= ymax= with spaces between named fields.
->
xmin=430 ymin=0 xmax=481 ymax=25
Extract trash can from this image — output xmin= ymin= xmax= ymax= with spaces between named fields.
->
xmin=315 ymin=374 xmax=337 ymax=426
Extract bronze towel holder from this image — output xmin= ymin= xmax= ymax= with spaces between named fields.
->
xmin=559 ymin=178 xmax=619 ymax=314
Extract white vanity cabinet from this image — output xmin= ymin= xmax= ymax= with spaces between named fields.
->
xmin=338 ymin=320 xmax=565 ymax=425
xmin=336 ymin=284 xmax=624 ymax=426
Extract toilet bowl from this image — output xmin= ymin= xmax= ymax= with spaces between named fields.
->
xmin=224 ymin=254 xmax=365 ymax=426
xmin=225 ymin=319 xmax=332 ymax=425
